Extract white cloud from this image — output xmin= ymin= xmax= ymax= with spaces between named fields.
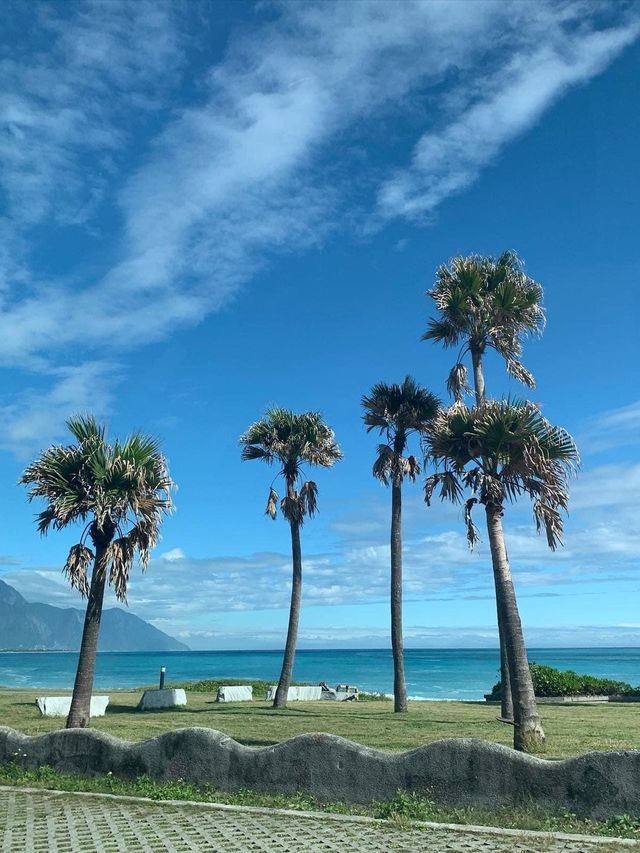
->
xmin=0 ymin=0 xmax=183 ymax=229
xmin=2 ymin=2 xmax=636 ymax=365
xmin=0 ymin=361 xmax=120 ymax=456
xmin=159 ymin=548 xmax=187 ymax=562
xmin=578 ymin=400 xmax=640 ymax=455
xmin=377 ymin=14 xmax=640 ymax=220
xmin=0 ymin=1 xmax=636 ymax=453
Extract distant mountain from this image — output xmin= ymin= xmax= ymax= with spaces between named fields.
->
xmin=0 ymin=579 xmax=189 ymax=652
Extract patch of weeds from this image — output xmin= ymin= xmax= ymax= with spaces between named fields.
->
xmin=2 ymin=764 xmax=640 ymax=840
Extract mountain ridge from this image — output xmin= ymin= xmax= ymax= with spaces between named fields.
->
xmin=0 ymin=578 xmax=189 ymax=652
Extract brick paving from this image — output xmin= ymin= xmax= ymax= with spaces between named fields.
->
xmin=0 ymin=787 xmax=636 ymax=852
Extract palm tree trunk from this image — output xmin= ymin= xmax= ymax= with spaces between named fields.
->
xmin=485 ymin=502 xmax=544 ymax=752
xmin=390 ymin=480 xmax=407 ymax=713
xmin=497 ymin=617 xmax=514 ymax=722
xmin=273 ymin=518 xmax=303 ymax=709
xmin=470 ymin=345 xmax=513 ymax=722
xmin=66 ymin=543 xmax=110 ymax=729
xmin=470 ymin=346 xmax=486 ymax=404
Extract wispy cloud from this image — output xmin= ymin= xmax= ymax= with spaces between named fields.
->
xmin=0 ymin=0 xmax=637 ymax=451
xmin=0 ymin=0 xmax=183 ymax=229
xmin=0 ymin=361 xmax=119 ymax=456
xmin=377 ymin=10 xmax=640 ymax=220
xmin=578 ymin=400 xmax=640 ymax=455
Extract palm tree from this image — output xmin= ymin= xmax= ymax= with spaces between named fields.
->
xmin=424 ymin=399 xmax=578 ymax=752
xmin=362 ymin=377 xmax=440 ymax=713
xmin=424 ymin=251 xmax=544 ymax=403
xmin=423 ymin=251 xmax=544 ymax=720
xmin=20 ymin=415 xmax=174 ymax=729
xmin=240 ymin=408 xmax=342 ymax=709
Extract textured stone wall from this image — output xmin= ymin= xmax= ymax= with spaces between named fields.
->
xmin=1 ymin=726 xmax=639 ymax=819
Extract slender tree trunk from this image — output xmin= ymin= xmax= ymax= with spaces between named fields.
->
xmin=470 ymin=345 xmax=513 ymax=722
xmin=66 ymin=542 xmax=110 ymax=729
xmin=273 ymin=517 xmax=303 ymax=709
xmin=470 ymin=346 xmax=486 ymax=405
xmin=497 ymin=617 xmax=514 ymax=722
xmin=485 ymin=503 xmax=544 ymax=752
xmin=390 ymin=479 xmax=407 ymax=713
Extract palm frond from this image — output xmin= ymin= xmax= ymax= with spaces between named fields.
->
xmin=372 ymin=444 xmax=394 ymax=486
xmin=425 ymin=251 xmax=545 ymax=390
xmin=424 ymin=470 xmax=463 ymax=505
xmin=109 ymin=536 xmax=135 ymax=603
xmin=62 ymin=543 xmax=94 ymax=598
xmin=505 ymin=357 xmax=536 ymax=389
xmin=281 ymin=494 xmax=304 ymax=525
xmin=424 ymin=399 xmax=578 ymax=551
xmin=265 ymin=487 xmax=279 ymax=520
xmin=300 ymin=481 xmax=319 ymax=518
xmin=464 ymin=497 xmax=480 ymax=550
xmin=446 ymin=363 xmax=471 ymax=402
xmin=21 ymin=415 xmax=174 ymax=602
xmin=66 ymin=414 xmax=106 ymax=446
xmin=421 ymin=318 xmax=460 ymax=347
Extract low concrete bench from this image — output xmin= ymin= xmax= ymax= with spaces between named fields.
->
xmin=216 ymin=685 xmax=253 ymax=702
xmin=137 ymin=688 xmax=187 ymax=711
xmin=266 ymin=685 xmax=323 ymax=701
xmin=35 ymin=696 xmax=109 ymax=717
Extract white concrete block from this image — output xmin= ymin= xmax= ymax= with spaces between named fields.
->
xmin=216 ymin=685 xmax=253 ymax=702
xmin=266 ymin=685 xmax=323 ymax=701
xmin=35 ymin=696 xmax=109 ymax=717
xmin=137 ymin=688 xmax=187 ymax=711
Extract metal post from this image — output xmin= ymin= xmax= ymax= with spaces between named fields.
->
xmin=159 ymin=666 xmax=166 ymax=690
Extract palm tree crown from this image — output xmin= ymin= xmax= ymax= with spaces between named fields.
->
xmin=423 ymin=251 xmax=545 ymax=398
xmin=21 ymin=415 xmax=174 ymax=602
xmin=240 ymin=407 xmax=342 ymax=523
xmin=424 ymin=400 xmax=579 ymax=550
xmin=362 ymin=376 xmax=440 ymax=485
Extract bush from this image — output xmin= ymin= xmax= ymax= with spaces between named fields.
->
xmin=487 ymin=663 xmax=640 ymax=699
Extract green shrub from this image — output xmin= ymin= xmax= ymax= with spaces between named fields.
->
xmin=487 ymin=663 xmax=640 ymax=699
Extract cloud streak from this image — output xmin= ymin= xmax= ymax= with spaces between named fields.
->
xmin=377 ymin=11 xmax=640 ymax=219
xmin=2 ymin=2 xmax=637 ymax=364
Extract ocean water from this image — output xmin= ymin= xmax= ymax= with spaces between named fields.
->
xmin=1 ymin=648 xmax=639 ymax=700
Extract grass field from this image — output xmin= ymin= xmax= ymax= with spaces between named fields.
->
xmin=2 ymin=684 xmax=640 ymax=839
xmin=1 ymin=684 xmax=639 ymax=758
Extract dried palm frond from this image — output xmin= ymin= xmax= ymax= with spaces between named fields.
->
xmin=265 ymin=487 xmax=279 ymax=520
xmin=505 ymin=358 xmax=536 ymax=389
xmin=372 ymin=444 xmax=394 ymax=485
xmin=300 ymin=481 xmax=319 ymax=518
xmin=446 ymin=363 xmax=471 ymax=402
xmin=464 ymin=498 xmax=480 ymax=550
xmin=63 ymin=543 xmax=94 ymax=598
xmin=109 ymin=537 xmax=135 ymax=603
xmin=281 ymin=494 xmax=304 ymax=525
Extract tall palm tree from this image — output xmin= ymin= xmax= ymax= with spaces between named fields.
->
xmin=362 ymin=377 xmax=440 ymax=713
xmin=424 ymin=399 xmax=578 ymax=752
xmin=240 ymin=407 xmax=342 ymax=709
xmin=423 ymin=251 xmax=544 ymax=720
xmin=20 ymin=415 xmax=174 ymax=729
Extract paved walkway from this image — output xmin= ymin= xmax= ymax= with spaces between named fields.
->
xmin=1 ymin=787 xmax=637 ymax=852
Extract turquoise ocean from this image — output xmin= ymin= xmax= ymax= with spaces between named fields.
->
xmin=1 ymin=648 xmax=639 ymax=700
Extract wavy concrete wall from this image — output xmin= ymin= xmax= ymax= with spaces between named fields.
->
xmin=1 ymin=726 xmax=639 ymax=818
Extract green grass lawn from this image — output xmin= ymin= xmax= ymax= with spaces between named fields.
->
xmin=1 ymin=685 xmax=639 ymax=758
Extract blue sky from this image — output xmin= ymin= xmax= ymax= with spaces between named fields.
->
xmin=0 ymin=0 xmax=639 ymax=650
